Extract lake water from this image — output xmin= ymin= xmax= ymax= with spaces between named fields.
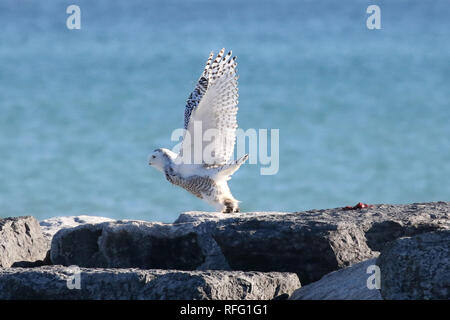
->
xmin=0 ymin=0 xmax=449 ymax=222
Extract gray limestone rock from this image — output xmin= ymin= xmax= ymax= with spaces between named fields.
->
xmin=0 ymin=266 xmax=300 ymax=300
xmin=290 ymin=259 xmax=382 ymax=300
xmin=0 ymin=216 xmax=48 ymax=267
xmin=377 ymin=230 xmax=450 ymax=300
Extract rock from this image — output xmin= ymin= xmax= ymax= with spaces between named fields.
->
xmin=50 ymin=202 xmax=450 ymax=285
xmin=377 ymin=230 xmax=450 ymax=300
xmin=39 ymin=215 xmax=114 ymax=244
xmin=0 ymin=266 xmax=300 ymax=300
xmin=0 ymin=216 xmax=48 ymax=267
xmin=50 ymin=221 xmax=211 ymax=269
xmin=289 ymin=259 xmax=382 ymax=300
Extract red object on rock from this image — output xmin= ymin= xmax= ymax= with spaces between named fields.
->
xmin=343 ymin=202 xmax=373 ymax=210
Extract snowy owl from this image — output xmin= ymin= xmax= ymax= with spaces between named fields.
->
xmin=148 ymin=49 xmax=248 ymax=213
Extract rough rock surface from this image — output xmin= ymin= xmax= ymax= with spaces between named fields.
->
xmin=377 ymin=230 xmax=450 ymax=300
xmin=39 ymin=215 xmax=114 ymax=245
xmin=0 ymin=216 xmax=48 ymax=267
xmin=0 ymin=266 xmax=300 ymax=300
xmin=50 ymin=202 xmax=449 ymax=284
xmin=290 ymin=259 xmax=382 ymax=300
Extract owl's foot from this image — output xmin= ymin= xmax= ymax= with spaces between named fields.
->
xmin=222 ymin=199 xmax=239 ymax=213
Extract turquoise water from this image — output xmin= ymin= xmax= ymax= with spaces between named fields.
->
xmin=0 ymin=0 xmax=449 ymax=222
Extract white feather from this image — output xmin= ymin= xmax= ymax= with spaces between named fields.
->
xmin=180 ymin=49 xmax=239 ymax=165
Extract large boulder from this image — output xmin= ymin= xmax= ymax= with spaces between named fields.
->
xmin=0 ymin=216 xmax=48 ymax=267
xmin=0 ymin=266 xmax=300 ymax=300
xmin=377 ymin=230 xmax=450 ymax=300
xmin=289 ymin=259 xmax=382 ymax=300
xmin=50 ymin=202 xmax=450 ymax=285
xmin=51 ymin=220 xmax=213 ymax=269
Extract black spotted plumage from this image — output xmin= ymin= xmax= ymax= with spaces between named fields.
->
xmin=184 ymin=76 xmax=209 ymax=129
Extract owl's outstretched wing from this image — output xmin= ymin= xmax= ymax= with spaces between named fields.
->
xmin=180 ymin=49 xmax=239 ymax=165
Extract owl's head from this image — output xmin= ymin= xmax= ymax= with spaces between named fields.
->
xmin=148 ymin=148 xmax=174 ymax=172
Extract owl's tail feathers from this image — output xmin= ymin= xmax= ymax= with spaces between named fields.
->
xmin=236 ymin=154 xmax=249 ymax=166
xmin=218 ymin=154 xmax=249 ymax=178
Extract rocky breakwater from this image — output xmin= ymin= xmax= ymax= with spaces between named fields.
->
xmin=49 ymin=202 xmax=449 ymax=285
xmin=0 ymin=216 xmax=299 ymax=300
xmin=0 ymin=201 xmax=448 ymax=300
